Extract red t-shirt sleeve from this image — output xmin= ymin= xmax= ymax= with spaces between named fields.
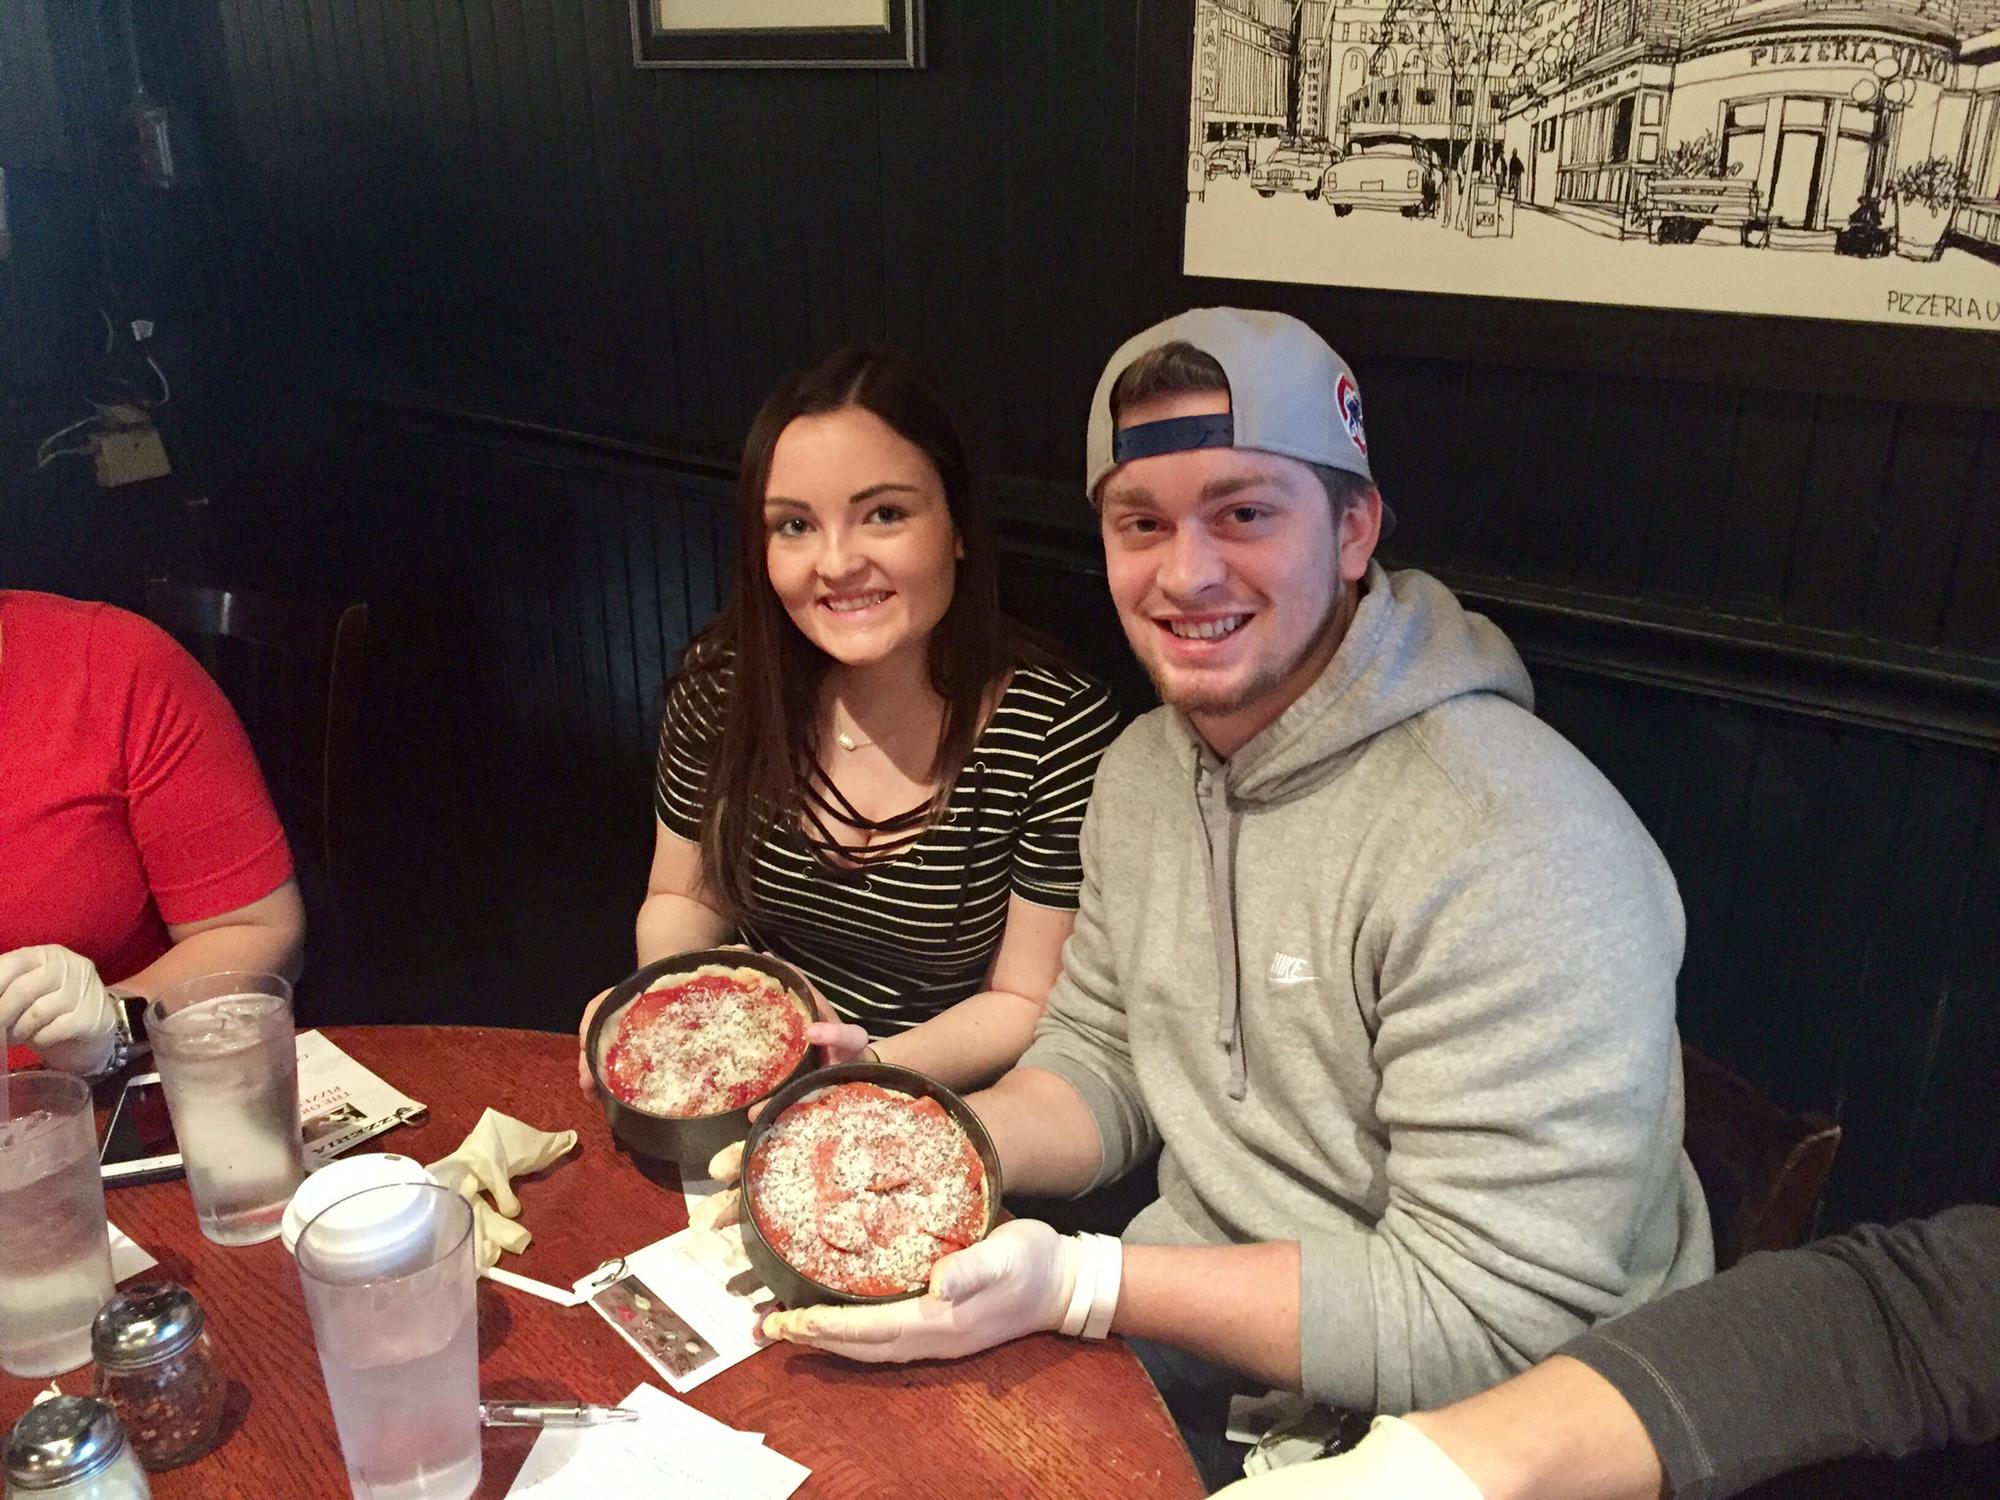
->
xmin=101 ymin=611 xmax=295 ymax=927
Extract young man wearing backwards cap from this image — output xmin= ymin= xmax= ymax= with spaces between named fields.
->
xmin=728 ymin=308 xmax=1714 ymax=1486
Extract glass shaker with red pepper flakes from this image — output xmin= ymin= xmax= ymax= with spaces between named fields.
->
xmin=89 ymin=1284 xmax=225 ymax=1471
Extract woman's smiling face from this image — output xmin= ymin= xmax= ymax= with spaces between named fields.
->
xmin=763 ymin=405 xmax=960 ymax=672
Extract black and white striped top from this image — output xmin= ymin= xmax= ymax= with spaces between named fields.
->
xmin=653 ymin=648 xmax=1122 ymax=1033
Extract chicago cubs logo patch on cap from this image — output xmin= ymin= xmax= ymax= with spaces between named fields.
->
xmin=1336 ymin=373 xmax=1368 ymax=456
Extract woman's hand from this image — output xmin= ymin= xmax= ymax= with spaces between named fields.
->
xmin=804 ymin=983 xmax=872 ymax=1065
xmin=576 ymin=987 xmax=611 ymax=1096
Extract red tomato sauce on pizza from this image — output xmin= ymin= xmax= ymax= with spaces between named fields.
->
xmin=603 ymin=965 xmax=807 ymax=1117
xmin=747 ymin=1081 xmax=989 ymax=1298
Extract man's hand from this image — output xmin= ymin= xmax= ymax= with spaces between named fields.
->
xmin=759 ymin=1219 xmax=1081 ymax=1363
xmin=689 ymin=1140 xmax=748 ymax=1231
xmin=0 ymin=944 xmax=116 ymax=1074
xmin=1212 ymin=1417 xmax=1484 ymax=1498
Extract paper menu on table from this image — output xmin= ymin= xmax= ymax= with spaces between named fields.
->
xmin=587 ymin=1224 xmax=775 ymax=1392
xmin=295 ymin=1029 xmax=428 ymax=1167
xmin=503 ymin=1383 xmax=808 ymax=1499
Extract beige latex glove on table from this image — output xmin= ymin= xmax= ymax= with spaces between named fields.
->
xmin=689 ymin=1142 xmax=747 ymax=1233
xmin=0 ymin=944 xmax=116 ymax=1076
xmin=426 ymin=1108 xmax=578 ymax=1270
xmin=1212 ymin=1417 xmax=1486 ymax=1499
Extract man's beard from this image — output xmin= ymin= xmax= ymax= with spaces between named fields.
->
xmin=1140 ymin=580 xmax=1349 ymax=719
xmin=1144 ymin=651 xmax=1289 ymax=718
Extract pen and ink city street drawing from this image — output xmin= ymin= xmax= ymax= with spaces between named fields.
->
xmin=1183 ymin=0 xmax=2000 ymax=329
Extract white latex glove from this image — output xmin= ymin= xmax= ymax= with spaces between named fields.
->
xmin=426 ymin=1108 xmax=578 ymax=1270
xmin=0 ymin=944 xmax=116 ymax=1075
xmin=760 ymin=1218 xmax=1080 ymax=1363
xmin=1212 ymin=1417 xmax=1486 ymax=1499
xmin=689 ymin=1140 xmax=747 ymax=1233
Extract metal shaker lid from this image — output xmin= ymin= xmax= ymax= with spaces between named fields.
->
xmin=2 ymin=1395 xmax=128 ymax=1490
xmin=91 ymin=1281 xmax=206 ymax=1371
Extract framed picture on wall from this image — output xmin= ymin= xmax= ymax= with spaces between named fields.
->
xmin=1179 ymin=4 xmax=2000 ymax=334
xmin=630 ymin=0 xmax=923 ymax=69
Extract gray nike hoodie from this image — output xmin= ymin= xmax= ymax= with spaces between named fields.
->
xmin=1020 ymin=563 xmax=1713 ymax=1415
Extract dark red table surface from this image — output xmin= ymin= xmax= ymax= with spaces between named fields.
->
xmin=0 ymin=1026 xmax=1203 ymax=1499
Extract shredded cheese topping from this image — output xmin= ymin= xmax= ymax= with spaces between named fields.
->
xmin=603 ymin=964 xmax=807 ymax=1117
xmin=748 ymin=1081 xmax=988 ymax=1297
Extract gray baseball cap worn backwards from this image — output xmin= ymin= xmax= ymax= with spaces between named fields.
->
xmin=1086 ymin=306 xmax=1378 ymax=502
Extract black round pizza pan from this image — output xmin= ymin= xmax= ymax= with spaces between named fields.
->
xmin=737 ymin=1060 xmax=1003 ymax=1309
xmin=586 ymin=947 xmax=821 ymax=1169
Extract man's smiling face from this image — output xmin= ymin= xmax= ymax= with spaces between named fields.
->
xmin=1098 ymin=388 xmax=1373 ymax=755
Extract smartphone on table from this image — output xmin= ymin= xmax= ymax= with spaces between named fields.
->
xmin=99 ymin=1071 xmax=185 ymax=1185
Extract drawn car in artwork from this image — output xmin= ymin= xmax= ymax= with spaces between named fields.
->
xmin=1251 ymin=140 xmax=1337 ymax=199
xmin=1205 ymin=141 xmax=1251 ymax=179
xmin=1319 ymin=140 xmax=1439 ymax=217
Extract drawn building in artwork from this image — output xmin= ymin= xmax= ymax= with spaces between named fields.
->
xmin=1191 ymin=0 xmax=1533 ymax=164
xmin=1523 ymin=0 xmax=1593 ymax=87
xmin=1499 ymin=0 xmax=2000 ymax=258
xmin=1192 ymin=1 xmax=1306 ymax=145
xmin=1963 ymin=29 xmax=2000 ymax=252
xmin=1311 ymin=0 xmax=1546 ymax=174
xmin=1296 ymin=4 xmax=1335 ymax=136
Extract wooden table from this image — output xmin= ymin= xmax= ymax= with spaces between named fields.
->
xmin=2 ymin=1027 xmax=1203 ymax=1499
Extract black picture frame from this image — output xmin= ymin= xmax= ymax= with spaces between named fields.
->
xmin=629 ymin=0 xmax=923 ymax=69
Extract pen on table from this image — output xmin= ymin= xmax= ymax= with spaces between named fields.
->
xmin=479 ymin=1401 xmax=640 ymax=1428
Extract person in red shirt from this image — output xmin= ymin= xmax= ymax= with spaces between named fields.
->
xmin=0 ymin=590 xmax=304 ymax=1077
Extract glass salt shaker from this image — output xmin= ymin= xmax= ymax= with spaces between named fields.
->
xmin=2 ymin=1395 xmax=151 ymax=1499
xmin=89 ymin=1283 xmax=225 ymax=1471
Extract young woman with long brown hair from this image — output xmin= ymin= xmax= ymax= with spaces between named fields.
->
xmin=576 ymin=347 xmax=1119 ymax=1092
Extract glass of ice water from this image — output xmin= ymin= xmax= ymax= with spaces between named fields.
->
xmin=0 ymin=1071 xmax=117 ymax=1376
xmin=296 ymin=1183 xmax=481 ymax=1500
xmin=147 ymin=973 xmax=306 ymax=1246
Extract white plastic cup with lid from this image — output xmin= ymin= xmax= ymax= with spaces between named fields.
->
xmin=279 ymin=1155 xmax=434 ymax=1257
xmin=295 ymin=1182 xmax=480 ymax=1500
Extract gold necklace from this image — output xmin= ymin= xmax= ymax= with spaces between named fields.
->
xmin=829 ymin=707 xmax=875 ymax=752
